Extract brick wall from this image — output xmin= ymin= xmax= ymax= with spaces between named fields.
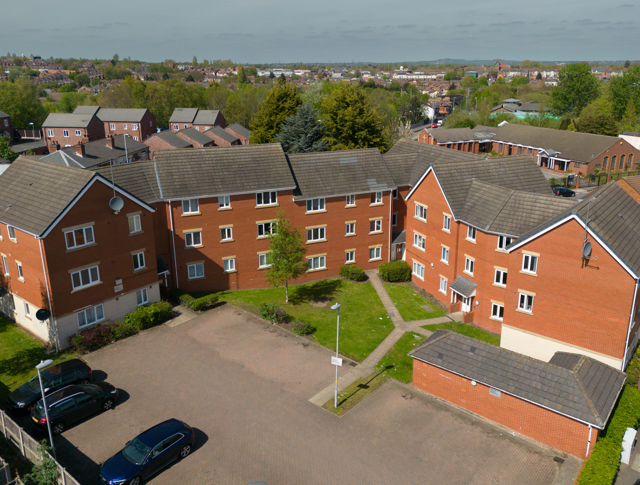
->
xmin=0 ymin=115 xmax=11 ymax=137
xmin=176 ymin=131 xmax=215 ymax=149
xmin=103 ymin=111 xmax=156 ymax=142
xmin=225 ymin=127 xmax=249 ymax=145
xmin=44 ymin=116 xmax=104 ymax=149
xmin=588 ymin=138 xmax=640 ymax=174
xmin=144 ymin=136 xmax=190 ymax=158
xmin=203 ymin=130 xmax=241 ymax=147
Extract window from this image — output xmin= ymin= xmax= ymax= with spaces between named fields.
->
xmin=306 ymin=199 xmax=325 ymax=212
xmin=413 ymin=232 xmax=426 ymax=250
xmin=620 ymin=154 xmax=626 ymax=170
xmin=132 ymin=251 xmax=145 ymax=270
xmin=464 ymin=257 xmax=474 ymax=275
xmin=603 ymin=157 xmax=609 ymax=170
xmin=63 ymin=129 xmax=69 ymax=138
xmin=439 ymin=276 xmax=447 ymax=294
xmin=443 ymin=214 xmax=451 ymax=231
xmin=308 ymin=255 xmax=326 ymax=270
xmin=133 ymin=136 xmax=138 ymax=141
xmin=258 ymin=253 xmax=271 ymax=268
xmin=371 ymin=192 xmax=383 ymax=205
xmin=630 ymin=154 xmax=635 ymax=166
xmin=256 ymin=191 xmax=277 ymax=206
xmin=110 ymin=123 xmax=116 ymax=130
xmin=182 ymin=199 xmax=199 ymax=214
xmin=345 ymin=222 xmax=355 ymax=236
xmin=522 ymin=254 xmax=538 ymax=274
xmin=494 ymin=269 xmax=507 ymax=286
xmin=185 ymin=231 xmax=202 ymax=247
xmin=499 ymin=142 xmax=503 ymax=153
xmin=491 ymin=303 xmax=504 ymax=321
xmin=17 ymin=262 xmax=23 ymax=280
xmin=392 ymin=213 xmax=397 ymax=226
xmin=150 ymin=121 xmax=153 ymax=127
xmin=497 ymin=235 xmax=513 ymax=251
xmin=467 ymin=225 xmax=476 ymax=241
xmin=257 ymin=222 xmax=276 ymax=238
xmin=220 ymin=227 xmax=233 ymax=241
xmin=612 ymin=155 xmax=617 ymax=169
xmin=307 ymin=227 xmax=326 ymax=242
xmin=136 ymin=288 xmax=148 ymax=306
xmin=75 ymin=129 xmax=81 ymax=136
xmin=123 ymin=124 xmax=127 ymax=130
xmin=345 ymin=250 xmax=355 ymax=263
xmin=184 ymin=124 xmax=188 ymax=129
xmin=218 ymin=195 xmax=230 ymax=209
xmin=413 ymin=261 xmax=424 ymax=279
xmin=128 ymin=215 xmax=142 ymax=234
xmin=518 ymin=293 xmax=534 ymax=313
xmin=528 ymin=148 xmax=532 ymax=154
xmin=8 ymin=226 xmax=16 ymax=241
xmin=24 ymin=302 xmax=30 ymax=317
xmin=346 ymin=195 xmax=356 ymax=207
xmin=2 ymin=256 xmax=8 ymax=275
xmin=370 ymin=219 xmax=382 ymax=233
xmin=441 ymin=246 xmax=449 ymax=263
xmin=369 ymin=246 xmax=382 ymax=261
xmin=77 ymin=304 xmax=104 ymax=328
xmin=173 ymin=124 xmax=179 ymax=130
xmin=71 ymin=265 xmax=100 ymax=290
xmin=415 ymin=203 xmax=427 ymax=222
xmin=223 ymin=258 xmax=235 ymax=272
xmin=132 ymin=124 xmax=138 ymax=130
xmin=65 ymin=226 xmax=94 ymax=250
xmin=187 ymin=262 xmax=205 ymax=279
xmin=47 ymin=129 xmax=54 ymax=137
xmin=518 ymin=146 xmax=523 ymax=155
xmin=392 ymin=189 xmax=398 ymax=199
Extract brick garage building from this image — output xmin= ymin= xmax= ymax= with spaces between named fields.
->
xmin=410 ymin=330 xmax=626 ymax=458
xmin=204 ymin=126 xmax=241 ymax=147
xmin=224 ymin=123 xmax=251 ymax=145
xmin=143 ymin=131 xmax=192 ymax=158
xmin=176 ymin=127 xmax=217 ymax=149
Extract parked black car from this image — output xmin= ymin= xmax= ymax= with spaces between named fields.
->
xmin=553 ymin=187 xmax=576 ymax=197
xmin=7 ymin=359 xmax=92 ymax=412
xmin=100 ymin=419 xmax=196 ymax=485
xmin=30 ymin=382 xmax=118 ymax=435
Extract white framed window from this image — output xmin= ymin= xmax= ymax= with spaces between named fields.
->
xmin=522 ymin=254 xmax=538 ymax=274
xmin=195 ymin=126 xmax=200 ymax=131
xmin=219 ymin=195 xmax=230 ymax=209
xmin=346 ymin=250 xmax=355 ymax=263
xmin=65 ymin=226 xmax=94 ymax=250
xmin=75 ymin=129 xmax=81 ymax=136
xmin=392 ymin=213 xmax=397 ymax=226
xmin=467 ymin=225 xmax=477 ymax=242
xmin=464 ymin=257 xmax=474 ymax=275
xmin=173 ymin=124 xmax=179 ymax=130
xmin=369 ymin=246 xmax=382 ymax=261
xmin=346 ymin=195 xmax=356 ymax=207
xmin=369 ymin=219 xmax=382 ymax=233
xmin=258 ymin=253 xmax=271 ymax=268
xmin=123 ymin=123 xmax=127 ymax=130
xmin=182 ymin=199 xmax=199 ymax=214
xmin=63 ymin=129 xmax=69 ymax=138
xmin=185 ymin=231 xmax=202 ymax=247
xmin=308 ymin=255 xmax=326 ymax=270
xmin=8 ymin=226 xmax=16 ymax=241
xmin=491 ymin=303 xmax=504 ymax=321
xmin=306 ymin=198 xmax=325 ymax=212
xmin=392 ymin=189 xmax=398 ymax=199
xmin=518 ymin=293 xmax=534 ymax=313
xmin=133 ymin=136 xmax=138 ymax=141
xmin=47 ymin=129 xmax=54 ymax=137
xmin=223 ymin=258 xmax=235 ymax=273
xmin=413 ymin=261 xmax=425 ymax=279
xmin=256 ymin=191 xmax=277 ymax=206
xmin=128 ymin=215 xmax=142 ymax=234
xmin=2 ymin=256 xmax=8 ymax=275
xmin=441 ymin=246 xmax=449 ymax=263
xmin=413 ymin=232 xmax=426 ymax=250
xmin=150 ymin=121 xmax=153 ymax=127
xmin=132 ymin=124 xmax=138 ymax=130
xmin=187 ymin=262 xmax=205 ymax=279
xmin=371 ymin=192 xmax=383 ymax=205
xmin=136 ymin=288 xmax=148 ymax=306
xmin=257 ymin=222 xmax=276 ymax=238
xmin=220 ymin=227 xmax=233 ymax=241
xmin=415 ymin=203 xmax=427 ymax=222
xmin=494 ymin=269 xmax=507 ymax=287
xmin=71 ymin=265 xmax=100 ymax=290
xmin=109 ymin=123 xmax=116 ymax=130
xmin=439 ymin=276 xmax=447 ymax=294
xmin=132 ymin=251 xmax=145 ymax=271
xmin=24 ymin=302 xmax=30 ymax=317
xmin=443 ymin=214 xmax=451 ymax=231
xmin=497 ymin=235 xmax=513 ymax=250
xmin=345 ymin=223 xmax=355 ymax=236
xmin=77 ymin=304 xmax=104 ymax=329
xmin=307 ymin=227 xmax=326 ymax=242
xmin=17 ymin=262 xmax=23 ymax=280
xmin=184 ymin=124 xmax=188 ymax=129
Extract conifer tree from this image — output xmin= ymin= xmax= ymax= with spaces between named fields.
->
xmin=275 ymin=103 xmax=327 ymax=153
xmin=250 ymin=79 xmax=302 ymax=144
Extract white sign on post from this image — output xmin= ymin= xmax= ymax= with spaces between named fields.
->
xmin=331 ymin=356 xmax=343 ymax=366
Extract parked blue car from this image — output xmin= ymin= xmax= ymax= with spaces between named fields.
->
xmin=99 ymin=419 xmax=195 ymax=485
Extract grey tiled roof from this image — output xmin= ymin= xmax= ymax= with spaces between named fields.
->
xmin=169 ymin=108 xmax=198 ymax=123
xmin=41 ymin=135 xmax=148 ymax=169
xmin=0 ymin=158 xmax=94 ymax=236
xmin=449 ymin=276 xmax=477 ymax=297
xmin=73 ymin=106 xmax=100 ymax=116
xmin=227 ymin=123 xmax=250 ymax=139
xmin=154 ymin=143 xmax=295 ymax=199
xmin=43 ymin=113 xmax=96 ymax=128
xmin=381 ymin=152 xmax=415 ymax=187
xmin=178 ymin=127 xmax=214 ymax=146
xmin=9 ymin=140 xmax=46 ymax=154
xmin=208 ymin=126 xmax=239 ymax=144
xmin=410 ymin=330 xmax=626 ymax=428
xmin=0 ymin=110 xmax=9 ymax=118
xmin=151 ymin=131 xmax=192 ymax=149
xmin=428 ymin=127 xmax=495 ymax=143
xmin=392 ymin=230 xmax=406 ymax=244
xmin=94 ymin=161 xmax=161 ymax=203
xmin=287 ymin=148 xmax=396 ymax=200
xmin=193 ymin=110 xmax=222 ymax=125
xmin=96 ymin=108 xmax=148 ymax=122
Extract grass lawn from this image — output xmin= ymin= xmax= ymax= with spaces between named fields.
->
xmin=0 ymin=317 xmax=76 ymax=403
xmin=422 ymin=321 xmax=500 ymax=346
xmin=375 ymin=332 xmax=427 ymax=383
xmin=196 ymin=279 xmax=394 ymax=363
xmin=322 ymin=371 xmax=389 ymax=416
xmin=384 ymin=284 xmax=447 ymax=321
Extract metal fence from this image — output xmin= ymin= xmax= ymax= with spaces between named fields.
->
xmin=0 ymin=410 xmax=81 ymax=485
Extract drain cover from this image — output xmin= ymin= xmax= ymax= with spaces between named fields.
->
xmin=553 ymin=457 xmax=565 ymax=464
xmin=388 ymin=313 xmax=395 ymax=318
xmin=349 ymin=362 xmax=357 ymax=367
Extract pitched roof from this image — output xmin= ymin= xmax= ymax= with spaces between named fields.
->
xmin=207 ymin=126 xmax=239 ymax=144
xmin=449 ymin=275 xmax=477 ymax=297
xmin=169 ymin=108 xmax=199 ymax=123
xmin=410 ymin=330 xmax=626 ymax=428
xmin=178 ymin=127 xmax=214 ymax=146
xmin=427 ymin=127 xmax=493 ymax=143
xmin=226 ymin=123 xmax=250 ymax=139
xmin=154 ymin=143 xmax=295 ymax=199
xmin=40 ymin=135 xmax=148 ymax=169
xmin=193 ymin=110 xmax=222 ymax=125
xmin=96 ymin=108 xmax=148 ymax=122
xmin=0 ymin=110 xmax=9 ymax=118
xmin=150 ymin=131 xmax=192 ymax=149
xmin=287 ymin=148 xmax=396 ymax=200
xmin=93 ymin=161 xmax=161 ymax=203
xmin=73 ymin=106 xmax=100 ymax=116
xmin=42 ymin=113 xmax=96 ymax=128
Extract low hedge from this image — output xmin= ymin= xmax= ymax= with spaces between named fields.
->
xmin=379 ymin=260 xmax=411 ymax=282
xmin=179 ymin=293 xmax=219 ymax=312
xmin=125 ymin=301 xmax=173 ymax=330
xmin=70 ymin=323 xmax=116 ymax=352
xmin=258 ymin=302 xmax=289 ymax=324
xmin=339 ymin=265 xmax=366 ymax=281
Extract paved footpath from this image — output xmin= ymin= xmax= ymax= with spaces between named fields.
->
xmin=309 ymin=270 xmax=460 ymax=406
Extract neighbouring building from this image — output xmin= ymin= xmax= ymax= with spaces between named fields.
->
xmin=74 ymin=106 xmax=157 ymax=141
xmin=168 ymin=108 xmax=226 ymax=133
xmin=143 ymin=131 xmax=193 ymax=158
xmin=490 ymin=98 xmax=549 ymax=117
xmin=224 ymin=123 xmax=251 ymax=145
xmin=0 ymin=110 xmax=11 ymax=138
xmin=176 ymin=128 xmax=217 ymax=149
xmin=204 ymin=126 xmax=241 ymax=147
xmin=42 ymin=113 xmax=105 ymax=151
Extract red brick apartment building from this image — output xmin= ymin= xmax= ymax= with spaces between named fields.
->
xmin=0 ymin=110 xmax=11 ymax=138
xmin=168 ymin=108 xmax=226 ymax=133
xmin=43 ymin=113 xmax=105 ymax=151
xmin=74 ymin=106 xmax=157 ymax=141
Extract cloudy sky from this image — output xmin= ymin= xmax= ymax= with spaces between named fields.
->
xmin=3 ymin=0 xmax=639 ymax=63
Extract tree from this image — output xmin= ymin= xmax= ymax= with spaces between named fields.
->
xmin=609 ymin=66 xmax=640 ymax=120
xmin=321 ymin=83 xmax=386 ymax=151
xmin=269 ymin=71 xmax=275 ymax=79
xmin=477 ymin=76 xmax=489 ymax=86
xmin=185 ymin=74 xmax=195 ymax=83
xmin=536 ymin=72 xmax=542 ymax=80
xmin=237 ymin=66 xmax=248 ymax=84
xmin=625 ymin=60 xmax=631 ymax=69
xmin=23 ymin=441 xmax=59 ymax=485
xmin=510 ymin=76 xmax=530 ymax=87
xmin=0 ymin=136 xmax=18 ymax=162
xmin=250 ymin=79 xmax=302 ymax=144
xmin=579 ymin=113 xmax=618 ymax=136
xmin=495 ymin=76 xmax=506 ymax=85
xmin=0 ymin=78 xmax=49 ymax=129
xmin=550 ymin=63 xmax=599 ymax=116
xmin=275 ymin=103 xmax=327 ymax=154
xmin=192 ymin=55 xmax=198 ymax=65
xmin=265 ymin=211 xmax=308 ymax=303
xmin=567 ymin=121 xmax=577 ymax=132
xmin=398 ymin=95 xmax=425 ymax=124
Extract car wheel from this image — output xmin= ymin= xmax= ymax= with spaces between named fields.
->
xmin=103 ymin=399 xmax=114 ymax=411
xmin=180 ymin=444 xmax=192 ymax=459
xmin=572 ymin=193 xmax=576 ymax=197
xmin=130 ymin=477 xmax=142 ymax=485
xmin=81 ymin=379 xmax=90 ymax=384
xmin=52 ymin=423 xmax=65 ymax=435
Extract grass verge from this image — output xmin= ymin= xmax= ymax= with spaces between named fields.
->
xmin=383 ymin=284 xmax=447 ymax=321
xmin=422 ymin=321 xmax=500 ymax=346
xmin=375 ymin=332 xmax=428 ymax=383
xmin=322 ymin=372 xmax=390 ymax=416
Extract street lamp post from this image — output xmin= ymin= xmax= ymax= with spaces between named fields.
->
xmin=35 ymin=359 xmax=56 ymax=459
xmin=331 ymin=303 xmax=341 ymax=408
xmin=29 ymin=122 xmax=34 ymax=138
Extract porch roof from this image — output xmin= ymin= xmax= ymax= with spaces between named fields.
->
xmin=449 ymin=275 xmax=477 ymax=298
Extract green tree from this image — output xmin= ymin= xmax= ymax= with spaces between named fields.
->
xmin=536 ymin=72 xmax=542 ymax=80
xmin=567 ymin=120 xmax=577 ymax=132
xmin=0 ymin=78 xmax=49 ymax=129
xmin=250 ymin=79 xmax=302 ymax=144
xmin=321 ymin=83 xmax=385 ymax=150
xmin=398 ymin=95 xmax=424 ymax=124
xmin=550 ymin=63 xmax=599 ymax=116
xmin=620 ymin=99 xmax=639 ymax=132
xmin=0 ymin=136 xmax=18 ymax=161
xmin=477 ymin=76 xmax=489 ymax=86
xmin=609 ymin=66 xmax=640 ymax=120
xmin=495 ymin=76 xmax=506 ymax=85
xmin=624 ymin=60 xmax=631 ymax=69
xmin=510 ymin=76 xmax=530 ymax=87
xmin=185 ymin=74 xmax=195 ymax=82
xmin=579 ymin=113 xmax=618 ymax=136
xmin=269 ymin=71 xmax=275 ymax=79
xmin=192 ymin=55 xmax=198 ymax=65
xmin=265 ymin=211 xmax=308 ymax=303
xmin=56 ymin=92 xmax=91 ymax=113
xmin=237 ymin=66 xmax=248 ymax=84
xmin=223 ymin=92 xmax=250 ymax=126
xmin=275 ymin=103 xmax=327 ymax=154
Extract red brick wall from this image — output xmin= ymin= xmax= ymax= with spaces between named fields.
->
xmin=103 ymin=111 xmax=156 ymax=141
xmin=44 ymin=116 xmax=104 ymax=149
xmin=412 ymin=360 xmax=596 ymax=458
xmin=175 ymin=131 xmax=215 ymax=149
xmin=589 ymin=138 xmax=640 ymax=174
xmin=203 ymin=131 xmax=241 ymax=147
xmin=144 ymin=136 xmax=191 ymax=158
xmin=224 ymin=127 xmax=249 ymax=145
xmin=1 ymin=115 xmax=11 ymax=137
xmin=392 ymin=186 xmax=410 ymax=232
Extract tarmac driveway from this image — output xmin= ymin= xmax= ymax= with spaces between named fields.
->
xmin=54 ymin=303 xmax=563 ymax=485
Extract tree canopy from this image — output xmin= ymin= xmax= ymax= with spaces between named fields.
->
xmin=550 ymin=63 xmax=599 ymax=116
xmin=0 ymin=78 xmax=49 ymax=129
xmin=275 ymin=103 xmax=327 ymax=154
xmin=609 ymin=66 xmax=640 ymax=121
xmin=250 ymin=79 xmax=302 ymax=144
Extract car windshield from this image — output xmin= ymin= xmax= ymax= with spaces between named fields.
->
xmin=26 ymin=373 xmax=52 ymax=392
xmin=122 ymin=438 xmax=151 ymax=465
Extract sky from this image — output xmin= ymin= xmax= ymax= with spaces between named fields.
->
xmin=2 ymin=0 xmax=639 ymax=63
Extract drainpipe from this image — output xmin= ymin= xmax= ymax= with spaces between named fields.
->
xmin=168 ymin=200 xmax=179 ymax=289
xmin=388 ymin=190 xmax=393 ymax=262
xmin=586 ymin=424 xmax=593 ymax=457
xmin=622 ymin=278 xmax=640 ymax=369
xmin=38 ymin=238 xmax=58 ymax=353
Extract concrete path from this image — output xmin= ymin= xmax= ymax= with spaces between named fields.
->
xmin=164 ymin=304 xmax=198 ymax=328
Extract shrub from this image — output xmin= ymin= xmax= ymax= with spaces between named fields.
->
xmin=258 ymin=302 xmax=289 ymax=324
xmin=69 ymin=323 xmax=116 ymax=352
xmin=339 ymin=265 xmax=366 ymax=281
xmin=625 ymin=344 xmax=640 ymax=388
xmin=291 ymin=320 xmax=315 ymax=336
xmin=190 ymin=294 xmax=219 ymax=312
xmin=169 ymin=288 xmax=185 ymax=302
xmin=125 ymin=301 xmax=173 ymax=330
xmin=179 ymin=293 xmax=195 ymax=308
xmin=379 ymin=260 xmax=411 ymax=282
xmin=113 ymin=319 xmax=138 ymax=340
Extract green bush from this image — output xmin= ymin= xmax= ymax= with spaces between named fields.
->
xmin=339 ymin=265 xmax=366 ymax=281
xmin=291 ymin=320 xmax=316 ymax=336
xmin=113 ymin=319 xmax=138 ymax=340
xmin=69 ymin=323 xmax=116 ymax=352
xmin=169 ymin=288 xmax=185 ymax=302
xmin=258 ymin=302 xmax=289 ymax=324
xmin=125 ymin=301 xmax=173 ymax=330
xmin=379 ymin=260 xmax=411 ymax=282
xmin=179 ymin=293 xmax=195 ymax=308
xmin=190 ymin=294 xmax=219 ymax=311
xmin=625 ymin=344 xmax=640 ymax=388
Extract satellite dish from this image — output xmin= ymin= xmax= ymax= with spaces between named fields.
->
xmin=109 ymin=196 xmax=124 ymax=212
xmin=582 ymin=241 xmax=592 ymax=259
xmin=36 ymin=308 xmax=51 ymax=322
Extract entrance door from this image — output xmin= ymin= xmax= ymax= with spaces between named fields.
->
xmin=462 ymin=297 xmax=472 ymax=313
xmin=391 ymin=244 xmax=397 ymax=261
xmin=401 ymin=243 xmax=406 ymax=261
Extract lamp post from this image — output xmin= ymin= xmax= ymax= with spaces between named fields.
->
xmin=123 ymin=133 xmax=129 ymax=164
xmin=29 ymin=122 xmax=34 ymax=138
xmin=331 ymin=303 xmax=341 ymax=408
xmin=35 ymin=359 xmax=56 ymax=459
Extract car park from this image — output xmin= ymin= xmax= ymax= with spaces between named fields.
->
xmin=7 ymin=359 xmax=92 ymax=412
xmin=30 ymin=382 xmax=118 ymax=435
xmin=552 ymin=187 xmax=576 ymax=197
xmin=100 ymin=419 xmax=196 ymax=485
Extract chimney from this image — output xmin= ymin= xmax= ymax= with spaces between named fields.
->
xmin=75 ymin=142 xmax=85 ymax=157
xmin=106 ymin=135 xmax=115 ymax=149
